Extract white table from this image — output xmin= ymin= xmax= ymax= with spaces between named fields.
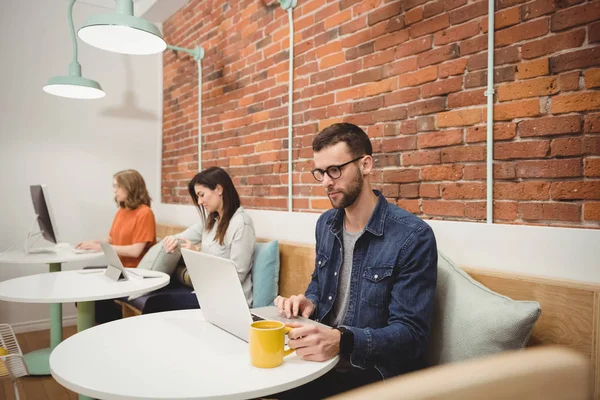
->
xmin=0 ymin=264 xmax=168 ymax=385
xmin=50 ymin=309 xmax=339 ymax=400
xmin=0 ymin=249 xmax=104 ymax=375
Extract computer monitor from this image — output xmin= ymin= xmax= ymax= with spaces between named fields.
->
xmin=29 ymin=185 xmax=59 ymax=245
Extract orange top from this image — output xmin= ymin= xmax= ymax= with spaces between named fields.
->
xmin=109 ymin=204 xmax=156 ymax=268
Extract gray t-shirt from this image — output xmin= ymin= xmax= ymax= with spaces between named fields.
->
xmin=328 ymin=225 xmax=363 ymax=327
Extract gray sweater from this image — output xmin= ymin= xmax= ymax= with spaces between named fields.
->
xmin=175 ymin=207 xmax=256 ymax=306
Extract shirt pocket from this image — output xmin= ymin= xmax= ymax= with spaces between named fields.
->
xmin=313 ymin=253 xmax=329 ymax=277
xmin=362 ymin=265 xmax=394 ymax=306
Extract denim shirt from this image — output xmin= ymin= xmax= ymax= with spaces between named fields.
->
xmin=305 ymin=190 xmax=438 ymax=379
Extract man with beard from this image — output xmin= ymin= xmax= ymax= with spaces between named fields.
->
xmin=273 ymin=123 xmax=438 ymax=398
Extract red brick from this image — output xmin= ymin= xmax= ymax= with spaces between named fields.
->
xmin=346 ymin=42 xmax=374 ymax=60
xmin=551 ymin=92 xmax=600 ymax=114
xmin=558 ymin=71 xmax=580 ymax=91
xmin=551 ymin=138 xmax=584 ymax=157
xmin=374 ymin=29 xmax=410 ymax=51
xmin=364 ymin=48 xmax=396 ymax=68
xmin=324 ymin=9 xmax=352 ymax=30
xmin=459 ymin=35 xmax=488 ymax=56
xmin=463 ymin=162 xmax=517 ymax=179
xmin=585 ymin=68 xmax=600 ymax=89
xmin=422 ymin=76 xmax=463 ymax=98
xmin=397 ymin=199 xmax=422 ymax=214
xmin=365 ymin=76 xmax=398 ymax=96
xmin=395 ymin=36 xmax=433 ymax=58
xmin=448 ymin=89 xmax=486 ymax=108
xmin=400 ymin=120 xmax=419 ymax=135
xmin=368 ymin=2 xmax=402 ymax=26
xmin=497 ymin=0 xmax=530 ymax=10
xmin=585 ymin=136 xmax=600 ymax=155
xmin=424 ymin=0 xmax=445 ymax=18
xmin=351 ymin=68 xmax=382 ymax=86
xmin=468 ymin=46 xmax=520 ymax=71
xmin=422 ymin=200 xmax=465 ymax=217
xmin=516 ymin=158 xmax=582 ymax=178
xmin=418 ymin=44 xmax=460 ymax=67
xmin=381 ymin=136 xmax=418 ymax=152
xmin=494 ymin=140 xmax=550 ymax=160
xmin=416 ymin=116 xmax=436 ymax=132
xmin=584 ymin=202 xmax=600 ymax=221
xmin=465 ymin=66 xmax=516 ymax=88
xmin=551 ymin=1 xmax=600 ymax=31
xmin=466 ymin=122 xmax=517 ymax=143
xmin=495 ymin=181 xmax=550 ymax=200
xmin=449 ymin=0 xmax=487 ymax=24
xmin=495 ymin=17 xmax=549 ymax=47
xmin=521 ymin=29 xmax=585 ymax=59
xmin=383 ymin=169 xmax=421 ymax=183
xmin=518 ymin=115 xmax=582 ymax=137
xmin=441 ymin=182 xmax=486 ymax=199
xmin=439 ymin=58 xmax=468 ymax=78
xmin=441 ymin=145 xmax=487 ymax=162
xmin=400 ymin=183 xmax=421 ymax=198
xmin=445 ymin=0 xmax=467 ymax=11
xmin=420 ymin=183 xmax=441 ymax=197
xmin=550 ymin=181 xmax=600 ymax=200
xmin=385 ymin=87 xmax=422 ymax=106
xmin=410 ymin=14 xmax=450 ymax=38
xmin=405 ymin=7 xmax=424 ymax=25
xmin=519 ymin=202 xmax=582 ymax=222
xmin=387 ymin=15 xmax=406 ymax=33
xmin=438 ymin=108 xmax=483 ymax=127
xmin=353 ymin=96 xmax=384 ymax=113
xmin=422 ymin=164 xmax=464 ymax=181
xmin=497 ymin=77 xmax=558 ymax=102
xmin=407 ymin=98 xmax=446 ymax=117
xmin=399 ymin=66 xmax=438 ymax=88
xmin=521 ymin=0 xmax=556 ymax=21
xmin=585 ymin=158 xmax=600 ymax=177
xmin=482 ymin=7 xmax=521 ymax=32
xmin=382 ymin=58 xmax=419 ymax=78
xmin=403 ymin=150 xmax=442 ymax=165
xmin=591 ymin=21 xmax=600 ymax=43
xmin=434 ymin=21 xmax=480 ymax=46
xmin=494 ymin=201 xmax=519 ymax=220
xmin=494 ymin=99 xmax=541 ymax=120
xmin=585 ymin=113 xmax=600 ymax=133
xmin=550 ymin=47 xmax=600 ymax=74
xmin=319 ymin=52 xmax=345 ymax=69
xmin=516 ymin=58 xmax=549 ymax=79
xmin=418 ymin=129 xmax=464 ymax=148
xmin=354 ymin=0 xmax=385 ymax=15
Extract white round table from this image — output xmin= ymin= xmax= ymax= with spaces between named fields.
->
xmin=0 ymin=249 xmax=105 ymax=375
xmin=0 ymin=265 xmax=168 ymax=386
xmin=50 ymin=309 xmax=339 ymax=400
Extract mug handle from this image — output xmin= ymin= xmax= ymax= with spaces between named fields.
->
xmin=283 ymin=326 xmax=295 ymax=357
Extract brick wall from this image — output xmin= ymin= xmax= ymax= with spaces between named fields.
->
xmin=162 ymin=0 xmax=600 ymax=228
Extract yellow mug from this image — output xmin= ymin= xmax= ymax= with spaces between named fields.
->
xmin=249 ymin=320 xmax=294 ymax=368
xmin=0 ymin=347 xmax=7 ymax=376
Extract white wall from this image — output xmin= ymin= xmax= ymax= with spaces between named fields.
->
xmin=0 ymin=0 xmax=162 ymax=331
xmin=154 ymin=204 xmax=600 ymax=284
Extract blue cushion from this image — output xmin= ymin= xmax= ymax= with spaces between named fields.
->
xmin=252 ymin=240 xmax=280 ymax=307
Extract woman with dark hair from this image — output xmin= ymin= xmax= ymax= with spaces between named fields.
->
xmin=77 ymin=169 xmax=156 ymax=267
xmin=162 ymin=166 xmax=256 ymax=306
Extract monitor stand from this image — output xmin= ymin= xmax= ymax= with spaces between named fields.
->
xmin=23 ymin=217 xmax=56 ymax=255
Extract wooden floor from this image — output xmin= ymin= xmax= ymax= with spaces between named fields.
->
xmin=2 ymin=325 xmax=79 ymax=400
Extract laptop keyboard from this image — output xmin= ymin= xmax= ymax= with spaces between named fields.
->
xmin=251 ymin=314 xmax=264 ymax=322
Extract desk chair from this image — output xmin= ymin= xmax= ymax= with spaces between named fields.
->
xmin=328 ymin=346 xmax=590 ymax=400
xmin=0 ymin=324 xmax=29 ymax=400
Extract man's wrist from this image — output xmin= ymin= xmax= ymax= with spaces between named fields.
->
xmin=336 ymin=327 xmax=354 ymax=355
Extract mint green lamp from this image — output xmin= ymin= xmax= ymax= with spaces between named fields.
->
xmin=43 ymin=0 xmax=105 ymax=99
xmin=78 ymin=0 xmax=166 ymax=55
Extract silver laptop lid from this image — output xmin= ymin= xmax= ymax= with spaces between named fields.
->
xmin=181 ymin=248 xmax=253 ymax=342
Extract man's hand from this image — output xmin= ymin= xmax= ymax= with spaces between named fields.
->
xmin=274 ymin=294 xmax=315 ymax=318
xmin=287 ymin=322 xmax=341 ymax=362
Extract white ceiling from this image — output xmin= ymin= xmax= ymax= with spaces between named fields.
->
xmin=75 ymin=0 xmax=188 ymax=23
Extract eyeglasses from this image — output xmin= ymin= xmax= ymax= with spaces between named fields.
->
xmin=311 ymin=156 xmax=365 ymax=182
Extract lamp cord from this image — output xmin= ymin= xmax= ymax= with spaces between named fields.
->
xmin=68 ymin=0 xmax=78 ymax=64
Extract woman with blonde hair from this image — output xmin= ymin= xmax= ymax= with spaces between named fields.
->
xmin=77 ymin=169 xmax=156 ymax=267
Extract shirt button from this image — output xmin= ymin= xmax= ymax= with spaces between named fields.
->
xmin=334 ymin=272 xmax=337 ymax=276
xmin=328 ymin=296 xmax=332 ymax=300
xmin=318 ymin=261 xmax=321 ymax=265
xmin=374 ymin=274 xmax=379 ymax=279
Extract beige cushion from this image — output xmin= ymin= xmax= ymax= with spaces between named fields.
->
xmin=428 ymin=252 xmax=541 ymax=366
xmin=136 ymin=240 xmax=181 ymax=275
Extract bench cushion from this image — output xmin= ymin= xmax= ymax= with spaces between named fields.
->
xmin=428 ymin=251 xmax=541 ymax=366
xmin=137 ymin=240 xmax=181 ymax=276
xmin=252 ymin=240 xmax=280 ymax=307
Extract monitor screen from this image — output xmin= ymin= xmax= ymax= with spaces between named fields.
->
xmin=29 ymin=185 xmax=59 ymax=244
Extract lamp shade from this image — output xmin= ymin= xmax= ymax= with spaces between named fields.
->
xmin=43 ymin=76 xmax=105 ymax=99
xmin=78 ymin=13 xmax=166 ymax=55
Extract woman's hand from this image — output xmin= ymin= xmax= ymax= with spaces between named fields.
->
xmin=105 ymin=236 xmax=113 ymax=244
xmin=162 ymin=236 xmax=179 ymax=253
xmin=178 ymin=238 xmax=194 ymax=251
xmin=76 ymin=240 xmax=101 ymax=252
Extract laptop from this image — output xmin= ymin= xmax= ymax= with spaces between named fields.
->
xmin=96 ymin=242 xmax=163 ymax=280
xmin=180 ymin=248 xmax=329 ymax=342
